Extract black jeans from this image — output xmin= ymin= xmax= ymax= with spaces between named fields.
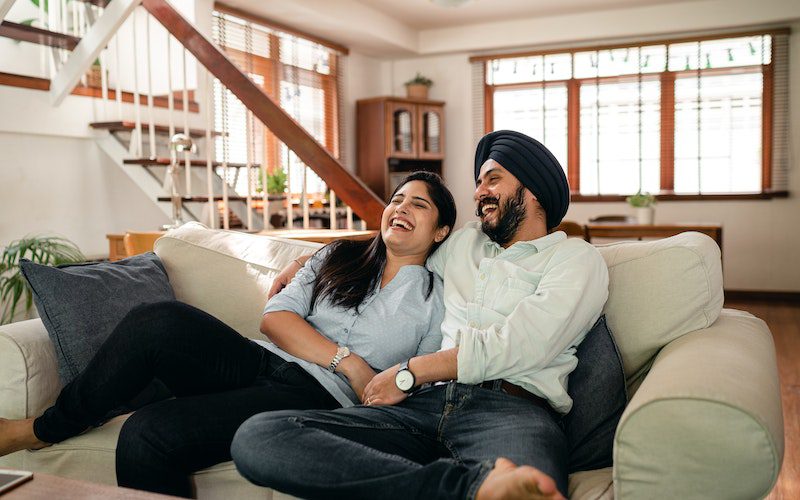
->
xmin=33 ymin=300 xmax=339 ymax=498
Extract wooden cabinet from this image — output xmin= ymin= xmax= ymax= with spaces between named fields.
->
xmin=357 ymin=96 xmax=445 ymax=201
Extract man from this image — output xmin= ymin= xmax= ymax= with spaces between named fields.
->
xmin=233 ymin=130 xmax=609 ymax=500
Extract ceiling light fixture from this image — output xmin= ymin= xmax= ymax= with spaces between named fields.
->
xmin=429 ymin=0 xmax=473 ymax=7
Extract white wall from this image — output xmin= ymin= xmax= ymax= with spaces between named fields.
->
xmin=377 ymin=24 xmax=800 ymax=292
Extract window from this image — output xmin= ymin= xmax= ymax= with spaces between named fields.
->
xmin=478 ymin=31 xmax=789 ymax=199
xmin=212 ymin=8 xmax=343 ymax=198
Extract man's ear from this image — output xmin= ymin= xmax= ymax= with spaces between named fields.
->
xmin=435 ymin=225 xmax=451 ymax=243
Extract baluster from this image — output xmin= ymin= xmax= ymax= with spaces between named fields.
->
xmin=166 ymin=35 xmax=175 ymax=138
xmin=132 ymin=10 xmax=143 ymax=157
xmin=285 ymin=149 xmax=293 ymax=229
xmin=182 ymin=49 xmax=191 ymax=195
xmin=245 ymin=110 xmax=254 ymax=230
xmin=39 ymin=0 xmax=46 ymax=77
xmin=205 ymin=70 xmax=216 ymax=228
xmin=221 ymin=87 xmax=230 ymax=230
xmin=329 ymin=190 xmax=336 ymax=229
xmin=302 ymin=166 xmax=309 ymax=229
xmin=114 ymin=35 xmax=122 ymax=119
xmin=261 ymin=139 xmax=269 ymax=229
xmin=99 ymin=50 xmax=109 ymax=120
xmin=346 ymin=206 xmax=354 ymax=230
xmin=145 ymin=14 xmax=156 ymax=159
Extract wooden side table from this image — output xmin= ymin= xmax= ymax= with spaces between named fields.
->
xmin=3 ymin=472 xmax=180 ymax=499
xmin=585 ymin=223 xmax=723 ymax=256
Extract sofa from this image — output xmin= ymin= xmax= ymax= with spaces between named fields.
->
xmin=0 ymin=222 xmax=783 ymax=499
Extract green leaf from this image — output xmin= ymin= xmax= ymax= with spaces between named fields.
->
xmin=30 ymin=0 xmax=49 ymax=14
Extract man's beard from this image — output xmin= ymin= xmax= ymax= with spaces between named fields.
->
xmin=478 ymin=186 xmax=527 ymax=246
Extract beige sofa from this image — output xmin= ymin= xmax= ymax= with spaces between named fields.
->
xmin=0 ymin=222 xmax=783 ymax=499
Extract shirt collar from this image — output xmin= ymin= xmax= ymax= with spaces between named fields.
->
xmin=483 ymin=230 xmax=567 ymax=253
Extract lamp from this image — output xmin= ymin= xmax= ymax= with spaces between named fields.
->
xmin=162 ymin=133 xmax=197 ymax=230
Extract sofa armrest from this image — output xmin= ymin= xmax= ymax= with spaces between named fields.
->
xmin=613 ymin=309 xmax=783 ymax=500
xmin=0 ymin=319 xmax=61 ymax=419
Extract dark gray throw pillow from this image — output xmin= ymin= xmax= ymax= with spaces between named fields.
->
xmin=564 ymin=315 xmax=628 ymax=473
xmin=20 ymin=252 xmax=175 ymax=385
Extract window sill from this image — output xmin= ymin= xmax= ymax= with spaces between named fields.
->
xmin=571 ymin=191 xmax=789 ymax=202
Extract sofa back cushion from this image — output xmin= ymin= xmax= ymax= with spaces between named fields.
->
xmin=154 ymin=223 xmax=323 ymax=340
xmin=596 ymin=232 xmax=723 ymax=384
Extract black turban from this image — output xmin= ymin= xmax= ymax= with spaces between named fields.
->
xmin=474 ymin=130 xmax=570 ymax=230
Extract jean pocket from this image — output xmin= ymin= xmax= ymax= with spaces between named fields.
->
xmin=271 ymin=361 xmax=311 ymax=386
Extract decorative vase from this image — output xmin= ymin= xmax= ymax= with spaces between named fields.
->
xmin=636 ymin=206 xmax=655 ymax=225
xmin=406 ymin=84 xmax=429 ymax=99
xmin=87 ymin=65 xmax=103 ymax=88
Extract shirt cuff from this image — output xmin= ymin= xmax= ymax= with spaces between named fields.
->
xmin=456 ymin=327 xmax=487 ymax=384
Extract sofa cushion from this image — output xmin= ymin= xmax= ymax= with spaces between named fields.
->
xmin=596 ymin=232 xmax=723 ymax=384
xmin=565 ymin=315 xmax=626 ymax=473
xmin=154 ymin=223 xmax=323 ymax=340
xmin=20 ymin=253 xmax=175 ymax=384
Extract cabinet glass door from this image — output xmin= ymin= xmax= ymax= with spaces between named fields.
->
xmin=389 ymin=103 xmax=417 ymax=157
xmin=419 ymin=106 xmax=444 ymax=159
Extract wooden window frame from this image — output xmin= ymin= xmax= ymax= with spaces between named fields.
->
xmin=481 ymin=30 xmax=790 ymax=201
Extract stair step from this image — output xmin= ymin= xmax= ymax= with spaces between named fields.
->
xmin=157 ymin=196 xmax=250 ymax=202
xmin=0 ymin=21 xmax=80 ymax=50
xmin=124 ymin=158 xmax=259 ymax=168
xmin=91 ymin=121 xmax=223 ymax=138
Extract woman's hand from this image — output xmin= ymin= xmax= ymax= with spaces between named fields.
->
xmin=362 ymin=365 xmax=408 ymax=407
xmin=338 ymin=354 xmax=377 ymax=401
xmin=268 ymin=258 xmax=305 ymax=299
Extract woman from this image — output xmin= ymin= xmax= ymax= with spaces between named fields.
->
xmin=0 ymin=171 xmax=457 ymax=498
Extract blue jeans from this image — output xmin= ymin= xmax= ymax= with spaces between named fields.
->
xmin=231 ymin=382 xmax=568 ymax=500
xmin=32 ymin=301 xmax=339 ymax=497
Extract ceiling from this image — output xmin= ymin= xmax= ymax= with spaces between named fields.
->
xmin=355 ymin=0 xmax=702 ymax=30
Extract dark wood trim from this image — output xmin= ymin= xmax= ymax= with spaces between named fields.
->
xmin=90 ymin=121 xmax=221 ymax=137
xmin=660 ymin=71 xmax=676 ymax=191
xmin=469 ymin=27 xmax=792 ymax=62
xmin=484 ymin=83 xmax=493 ymax=133
xmin=157 ymin=196 xmax=249 ymax=202
xmin=0 ymin=21 xmax=80 ymax=50
xmin=214 ymin=1 xmax=349 ymax=55
xmin=567 ymin=79 xmax=580 ymax=192
xmin=762 ymin=62 xmax=774 ymax=191
xmin=571 ymin=190 xmax=789 ymax=202
xmin=143 ymin=0 xmax=384 ymax=228
xmin=124 ymin=158 xmax=258 ymax=168
xmin=356 ymin=96 xmax=446 ymax=106
xmin=724 ymin=290 xmax=800 ymax=303
xmin=0 ymin=71 xmax=200 ymax=112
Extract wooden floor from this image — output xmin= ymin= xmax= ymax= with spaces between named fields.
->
xmin=724 ymin=299 xmax=799 ymax=500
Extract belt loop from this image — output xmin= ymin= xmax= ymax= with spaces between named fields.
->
xmin=492 ymin=379 xmax=502 ymax=391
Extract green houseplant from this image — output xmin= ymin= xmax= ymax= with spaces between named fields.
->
xmin=405 ymin=72 xmax=433 ymax=99
xmin=626 ymin=191 xmax=657 ymax=224
xmin=0 ymin=235 xmax=85 ymax=324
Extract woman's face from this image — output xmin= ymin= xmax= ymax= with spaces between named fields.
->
xmin=381 ymin=180 xmax=449 ymax=258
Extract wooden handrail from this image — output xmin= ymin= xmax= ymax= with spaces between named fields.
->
xmin=141 ymin=0 xmax=385 ymax=228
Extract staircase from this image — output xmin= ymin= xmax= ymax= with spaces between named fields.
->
xmin=0 ymin=0 xmax=383 ymax=234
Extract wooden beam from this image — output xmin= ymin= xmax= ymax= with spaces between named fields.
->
xmin=0 ymin=21 xmax=81 ymax=50
xmin=142 ymin=0 xmax=384 ymax=228
xmin=762 ymin=63 xmax=774 ymax=191
xmin=50 ymin=0 xmax=140 ymax=106
xmin=0 ymin=0 xmax=14 ymax=23
xmin=567 ymin=79 xmax=580 ymax=192
xmin=660 ymin=71 xmax=676 ymax=192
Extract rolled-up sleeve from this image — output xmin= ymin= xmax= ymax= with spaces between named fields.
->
xmin=263 ymin=247 xmax=329 ymax=318
xmin=456 ymin=243 xmax=609 ymax=384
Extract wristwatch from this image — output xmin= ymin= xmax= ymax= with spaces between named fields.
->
xmin=395 ymin=359 xmax=416 ymax=393
xmin=328 ymin=346 xmax=350 ymax=373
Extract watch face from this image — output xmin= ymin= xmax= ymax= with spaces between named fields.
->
xmin=395 ymin=370 xmax=415 ymax=391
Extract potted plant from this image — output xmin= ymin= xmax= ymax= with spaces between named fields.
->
xmin=0 ymin=235 xmax=85 ymax=324
xmin=405 ymin=73 xmax=433 ymax=99
xmin=626 ymin=191 xmax=657 ymax=225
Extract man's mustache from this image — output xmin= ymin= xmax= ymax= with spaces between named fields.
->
xmin=476 ymin=196 xmax=500 ymax=217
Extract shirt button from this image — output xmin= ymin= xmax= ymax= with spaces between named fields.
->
xmin=479 ymin=273 xmax=486 ymax=280
xmin=469 ymin=321 xmax=477 ymax=328
xmin=344 ymin=328 xmax=349 ymax=333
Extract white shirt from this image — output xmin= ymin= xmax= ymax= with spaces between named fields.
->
xmin=427 ymin=222 xmax=609 ymax=414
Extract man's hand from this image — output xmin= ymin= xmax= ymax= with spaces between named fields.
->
xmin=338 ymin=353 xmax=377 ymax=401
xmin=268 ymin=258 xmax=305 ymax=299
xmin=362 ymin=365 xmax=408 ymax=407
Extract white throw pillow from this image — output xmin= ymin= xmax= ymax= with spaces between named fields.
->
xmin=154 ymin=222 xmax=323 ymax=340
xmin=596 ymin=232 xmax=724 ymax=382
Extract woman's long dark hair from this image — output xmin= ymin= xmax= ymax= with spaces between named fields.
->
xmin=309 ymin=171 xmax=457 ymax=312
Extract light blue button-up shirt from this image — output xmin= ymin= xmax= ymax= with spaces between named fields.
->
xmin=259 ymin=247 xmax=445 ymax=407
xmin=426 ymin=222 xmax=609 ymax=414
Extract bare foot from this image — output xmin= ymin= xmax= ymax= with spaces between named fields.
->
xmin=476 ymin=458 xmax=565 ymax=500
xmin=0 ymin=418 xmax=50 ymax=456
